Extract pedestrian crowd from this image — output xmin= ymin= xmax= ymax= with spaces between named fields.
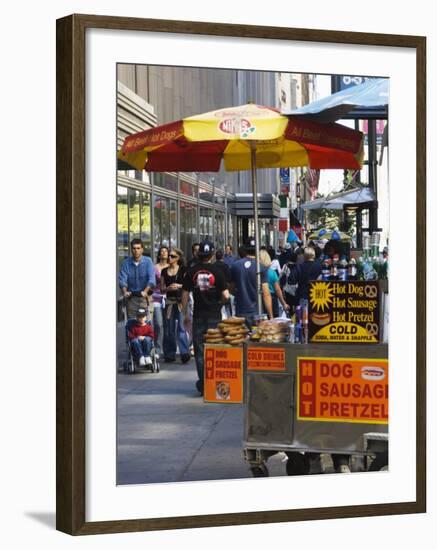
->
xmin=119 ymin=235 xmax=337 ymax=395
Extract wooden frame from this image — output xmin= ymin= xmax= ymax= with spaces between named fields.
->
xmin=56 ymin=13 xmax=426 ymax=535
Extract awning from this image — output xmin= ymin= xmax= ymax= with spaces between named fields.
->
xmin=301 ymin=187 xmax=376 ymax=210
xmin=283 ymin=78 xmax=389 ymax=123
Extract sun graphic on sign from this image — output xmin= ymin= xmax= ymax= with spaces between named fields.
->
xmin=310 ymin=282 xmax=334 ymax=312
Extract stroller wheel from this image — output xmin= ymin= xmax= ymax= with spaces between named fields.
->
xmin=127 ymin=358 xmax=136 ymax=374
xmin=152 ymin=356 xmax=159 ymax=373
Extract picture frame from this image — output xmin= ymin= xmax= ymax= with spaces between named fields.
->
xmin=56 ymin=13 xmax=426 ymax=536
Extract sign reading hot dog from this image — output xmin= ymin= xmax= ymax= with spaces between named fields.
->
xmin=297 ymin=356 xmax=388 ymax=424
xmin=308 ymin=281 xmax=380 ymax=343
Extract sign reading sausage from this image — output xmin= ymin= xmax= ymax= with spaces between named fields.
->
xmin=297 ymin=356 xmax=388 ymax=424
xmin=309 ymin=281 xmax=380 ymax=343
xmin=204 ymin=346 xmax=243 ymax=403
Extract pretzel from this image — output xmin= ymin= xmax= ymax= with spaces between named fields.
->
xmin=366 ymin=323 xmax=379 ymax=336
xmin=207 ymin=328 xmax=223 ymax=336
xmin=221 ymin=317 xmax=247 ymax=325
xmin=364 ymin=284 xmax=378 ymax=298
xmin=204 ymin=336 xmax=225 ymax=343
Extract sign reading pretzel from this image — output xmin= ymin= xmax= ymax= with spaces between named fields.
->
xmin=308 ymin=281 xmax=380 ymax=343
xmin=204 ymin=345 xmax=243 ymax=404
xmin=297 ymin=356 xmax=388 ymax=424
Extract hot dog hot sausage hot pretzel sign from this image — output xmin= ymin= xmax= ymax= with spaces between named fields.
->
xmin=308 ymin=281 xmax=380 ymax=343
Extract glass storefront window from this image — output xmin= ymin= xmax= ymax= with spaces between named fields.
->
xmin=180 ymin=179 xmax=196 ymax=197
xmin=169 ymin=199 xmax=177 ymax=249
xmin=128 ymin=188 xmax=141 ymax=240
xmin=180 ymin=201 xmax=198 ymax=259
xmin=140 ymin=192 xmax=152 ymax=254
xmin=117 ymin=186 xmax=129 ymax=270
xmin=214 ymin=211 xmax=225 ymax=251
xmin=200 ymin=207 xmax=213 ymax=241
xmin=154 ymin=172 xmax=178 ymax=193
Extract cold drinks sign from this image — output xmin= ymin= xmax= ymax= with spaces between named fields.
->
xmin=309 ymin=281 xmax=380 ymax=343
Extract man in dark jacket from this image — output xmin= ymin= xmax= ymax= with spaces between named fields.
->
xmin=295 ymin=247 xmax=322 ymax=303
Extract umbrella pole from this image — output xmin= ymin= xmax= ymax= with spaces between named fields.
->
xmin=250 ymin=143 xmax=262 ymax=316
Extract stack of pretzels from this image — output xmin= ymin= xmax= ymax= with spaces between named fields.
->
xmin=203 ymin=317 xmax=249 ymax=346
xmin=219 ymin=317 xmax=249 ymax=345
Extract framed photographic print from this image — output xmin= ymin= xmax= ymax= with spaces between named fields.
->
xmin=56 ymin=14 xmax=426 ymax=535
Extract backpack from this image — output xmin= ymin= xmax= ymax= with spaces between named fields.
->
xmin=281 ymin=262 xmax=299 ymax=296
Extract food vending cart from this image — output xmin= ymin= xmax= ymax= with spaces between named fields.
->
xmin=242 ymin=279 xmax=389 ymax=476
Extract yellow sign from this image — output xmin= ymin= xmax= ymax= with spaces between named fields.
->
xmin=297 ymin=356 xmax=388 ymax=424
xmin=309 ymin=281 xmax=380 ymax=343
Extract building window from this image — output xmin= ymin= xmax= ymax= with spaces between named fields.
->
xmin=128 ymin=188 xmax=141 ymax=240
xmin=180 ymin=201 xmax=198 ymax=259
xmin=200 ymin=206 xmax=213 ymax=241
xmin=153 ymin=195 xmax=178 ymax=255
xmin=117 ymin=186 xmax=129 ymax=271
xmin=140 ymin=192 xmax=152 ymax=254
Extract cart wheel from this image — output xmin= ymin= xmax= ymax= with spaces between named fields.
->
xmin=250 ymin=463 xmax=269 ymax=477
xmin=286 ymin=452 xmax=311 ymax=476
xmin=369 ymin=451 xmax=388 ymax=471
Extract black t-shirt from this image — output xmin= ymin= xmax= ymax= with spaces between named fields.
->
xmin=213 ymin=259 xmax=231 ymax=283
xmin=183 ymin=262 xmax=227 ymax=318
xmin=161 ymin=265 xmax=186 ymax=302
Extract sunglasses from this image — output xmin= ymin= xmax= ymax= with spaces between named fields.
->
xmin=169 ymin=254 xmax=179 ymax=259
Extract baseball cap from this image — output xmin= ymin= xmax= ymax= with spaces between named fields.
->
xmin=244 ymin=236 xmax=256 ymax=252
xmin=198 ymin=240 xmax=215 ymax=257
xmin=136 ymin=308 xmax=147 ymax=318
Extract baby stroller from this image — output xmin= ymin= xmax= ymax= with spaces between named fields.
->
xmin=123 ymin=300 xmax=159 ymax=375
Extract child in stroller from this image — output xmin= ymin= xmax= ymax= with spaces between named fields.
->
xmin=126 ymin=307 xmax=159 ymax=373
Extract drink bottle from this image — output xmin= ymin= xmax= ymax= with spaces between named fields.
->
xmin=338 ymin=255 xmax=348 ymax=281
xmin=321 ymin=256 xmax=330 ymax=281
xmin=330 ymin=254 xmax=339 ymax=280
xmin=348 ymin=258 xmax=357 ymax=280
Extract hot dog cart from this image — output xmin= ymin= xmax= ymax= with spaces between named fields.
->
xmin=242 ymin=279 xmax=389 ymax=476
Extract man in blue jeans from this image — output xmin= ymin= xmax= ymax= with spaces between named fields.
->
xmin=182 ymin=240 xmax=229 ymax=396
xmin=119 ymin=238 xmax=156 ymax=319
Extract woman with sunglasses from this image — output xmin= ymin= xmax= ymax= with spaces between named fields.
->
xmin=152 ymin=245 xmax=169 ymax=359
xmin=160 ymin=248 xmax=191 ymax=363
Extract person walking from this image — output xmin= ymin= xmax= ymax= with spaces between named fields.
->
xmin=152 ymin=245 xmax=169 ymax=359
xmin=280 ymin=251 xmax=300 ymax=312
xmin=161 ymin=248 xmax=190 ymax=364
xmin=295 ymin=246 xmax=322 ymax=304
xmin=230 ymin=237 xmax=273 ymax=329
xmin=214 ymin=249 xmax=232 ymax=317
xmin=187 ymin=243 xmax=200 ymax=268
xmin=119 ymin=238 xmax=156 ymax=319
xmin=223 ymin=244 xmax=236 ymax=266
xmin=182 ymin=240 xmax=229 ymax=395
xmin=259 ymin=249 xmax=290 ymax=318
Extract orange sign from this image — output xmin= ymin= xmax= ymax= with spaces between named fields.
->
xmin=297 ymin=356 xmax=388 ymax=424
xmin=204 ymin=346 xmax=243 ymax=403
xmin=247 ymin=347 xmax=286 ymax=371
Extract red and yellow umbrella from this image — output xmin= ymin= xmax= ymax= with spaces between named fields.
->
xmin=118 ymin=103 xmax=363 ymax=314
xmin=118 ymin=103 xmax=363 ymax=172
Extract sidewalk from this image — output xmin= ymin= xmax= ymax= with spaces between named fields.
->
xmin=117 ymin=358 xmax=288 ymax=485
